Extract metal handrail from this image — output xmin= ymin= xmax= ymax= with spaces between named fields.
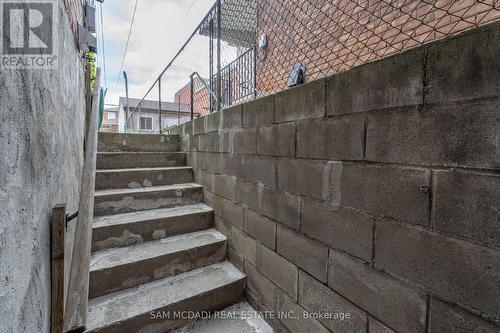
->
xmin=125 ymin=2 xmax=218 ymax=127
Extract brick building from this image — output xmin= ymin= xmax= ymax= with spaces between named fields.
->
xmin=255 ymin=0 xmax=500 ymax=93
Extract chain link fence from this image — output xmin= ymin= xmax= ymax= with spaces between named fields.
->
xmin=125 ymin=0 xmax=500 ymax=133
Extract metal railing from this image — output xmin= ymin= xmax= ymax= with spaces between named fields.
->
xmin=123 ymin=0 xmax=500 ymax=134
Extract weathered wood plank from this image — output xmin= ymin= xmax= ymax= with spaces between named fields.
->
xmin=64 ymin=68 xmax=101 ymax=333
xmin=51 ymin=204 xmax=66 ymax=333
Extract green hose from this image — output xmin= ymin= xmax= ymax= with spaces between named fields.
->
xmin=98 ymin=88 xmax=105 ymax=129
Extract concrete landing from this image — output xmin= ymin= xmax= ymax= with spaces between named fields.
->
xmin=174 ymin=302 xmax=274 ymax=333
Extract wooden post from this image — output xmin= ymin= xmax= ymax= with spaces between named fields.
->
xmin=51 ymin=205 xmax=65 ymax=333
xmin=64 ymin=68 xmax=101 ymax=333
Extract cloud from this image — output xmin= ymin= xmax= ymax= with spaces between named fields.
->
xmin=99 ymin=0 xmax=215 ymax=105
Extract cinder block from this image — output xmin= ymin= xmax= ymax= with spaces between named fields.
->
xmin=340 ymin=163 xmax=431 ymax=226
xmin=244 ymin=209 xmax=276 ymax=250
xmin=375 ymin=219 xmax=500 ymax=319
xmin=194 ymin=169 xmax=214 ymax=193
xmin=275 ymin=79 xmax=326 ymax=123
xmin=190 ymin=135 xmax=200 ymax=152
xmin=198 ymin=132 xmax=218 ymax=152
xmin=245 ymin=261 xmax=279 ymax=311
xmin=168 ymin=125 xmax=181 ymax=135
xmin=277 ymin=158 xmax=326 ymax=199
xmin=236 ymin=179 xmax=260 ymax=211
xmin=242 ymin=155 xmax=277 ymax=188
xmin=222 ymin=104 xmax=243 ymax=129
xmin=215 ymin=216 xmax=230 ymax=238
xmin=230 ymin=128 xmax=257 ymax=155
xmin=326 ymin=48 xmax=424 ymax=115
xmin=221 ymin=153 xmax=243 ymax=177
xmin=192 ymin=116 xmax=206 ymax=135
xmin=257 ymin=123 xmax=295 ymax=157
xmin=260 ymin=188 xmax=301 ymax=230
xmin=276 ymin=289 xmax=330 ymax=333
xmin=432 ymin=170 xmax=500 ymax=248
xmin=217 ymin=131 xmax=230 ymax=153
xmin=230 ymin=225 xmax=257 ymax=265
xmin=325 ymin=115 xmax=364 ymax=160
xmin=369 ymin=318 xmax=395 ymax=333
xmin=242 ymin=94 xmax=274 ymax=128
xmin=426 ymin=23 xmax=500 ymax=104
xmin=182 ymin=121 xmax=193 ymax=136
xmin=301 ymin=198 xmax=373 ymax=261
xmin=328 ymin=250 xmax=427 ymax=333
xmin=214 ymin=174 xmax=237 ymax=201
xmin=180 ymin=135 xmax=190 ymax=152
xmin=298 ymin=271 xmax=367 ymax=333
xmin=297 ymin=116 xmax=364 ymax=160
xmin=429 ymin=297 xmax=500 ymax=333
xmin=257 ymin=244 xmax=298 ymax=300
xmin=193 ymin=151 xmax=207 ymax=170
xmin=366 ymin=101 xmax=500 ymax=169
xmin=228 ymin=247 xmax=244 ymax=272
xmin=277 ymin=225 xmax=328 ymax=282
xmin=205 ymin=152 xmax=221 ymax=174
xmin=221 ymin=197 xmax=243 ymax=229
xmin=206 ymin=111 xmax=220 ymax=132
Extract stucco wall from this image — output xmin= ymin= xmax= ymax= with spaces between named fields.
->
xmin=170 ymin=22 xmax=500 ymax=332
xmin=0 ymin=1 xmax=85 ymax=332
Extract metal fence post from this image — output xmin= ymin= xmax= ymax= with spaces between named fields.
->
xmin=158 ymin=76 xmax=162 ymax=134
xmin=216 ymin=0 xmax=221 ymax=112
xmin=209 ymin=18 xmax=214 ymax=113
xmin=190 ymin=73 xmax=194 ymax=120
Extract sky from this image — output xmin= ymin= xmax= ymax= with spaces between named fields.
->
xmin=95 ymin=0 xmax=216 ymax=107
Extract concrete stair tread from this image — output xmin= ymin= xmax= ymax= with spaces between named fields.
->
xmin=96 ymin=166 xmax=192 ymax=173
xmin=90 ymin=228 xmax=226 ymax=272
xmin=174 ymin=301 xmax=274 ymax=333
xmin=86 ymin=261 xmax=245 ymax=332
xmin=93 ymin=203 xmax=213 ymax=229
xmin=96 ymin=152 xmax=187 ymax=169
xmin=94 ymin=183 xmax=202 ymax=197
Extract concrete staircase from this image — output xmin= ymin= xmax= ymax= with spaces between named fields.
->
xmin=85 ymin=133 xmax=249 ymax=333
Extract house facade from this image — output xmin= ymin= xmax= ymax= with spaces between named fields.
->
xmin=118 ymin=97 xmax=194 ymax=133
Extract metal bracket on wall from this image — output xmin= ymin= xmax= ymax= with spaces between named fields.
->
xmin=65 ymin=211 xmax=79 ymax=229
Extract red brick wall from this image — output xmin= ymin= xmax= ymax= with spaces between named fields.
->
xmin=175 ymin=81 xmax=211 ymax=116
xmin=256 ymin=0 xmax=500 ymax=93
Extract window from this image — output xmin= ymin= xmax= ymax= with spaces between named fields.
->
xmin=107 ymin=112 xmax=116 ymax=120
xmin=140 ymin=116 xmax=153 ymax=130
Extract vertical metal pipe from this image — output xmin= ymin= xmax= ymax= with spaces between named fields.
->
xmin=190 ymin=74 xmax=194 ymax=120
xmin=123 ymin=71 xmax=130 ymax=131
xmin=209 ymin=19 xmax=214 ymax=113
xmin=216 ymin=0 xmax=221 ymax=112
xmin=158 ymin=76 xmax=162 ymax=133
xmin=228 ymin=63 xmax=232 ymax=106
xmin=253 ymin=46 xmax=257 ymax=98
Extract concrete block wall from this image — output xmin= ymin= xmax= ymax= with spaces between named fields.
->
xmin=170 ymin=22 xmax=500 ymax=333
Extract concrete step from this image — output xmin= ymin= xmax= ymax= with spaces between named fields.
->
xmin=89 ymin=229 xmax=227 ymax=299
xmin=98 ymin=132 xmax=180 ymax=152
xmin=174 ymin=301 xmax=274 ymax=333
xmin=97 ymin=152 xmax=186 ymax=169
xmin=95 ymin=166 xmax=194 ymax=190
xmin=93 ymin=183 xmax=203 ymax=216
xmin=92 ymin=203 xmax=214 ymax=252
xmin=86 ymin=261 xmax=245 ymax=333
